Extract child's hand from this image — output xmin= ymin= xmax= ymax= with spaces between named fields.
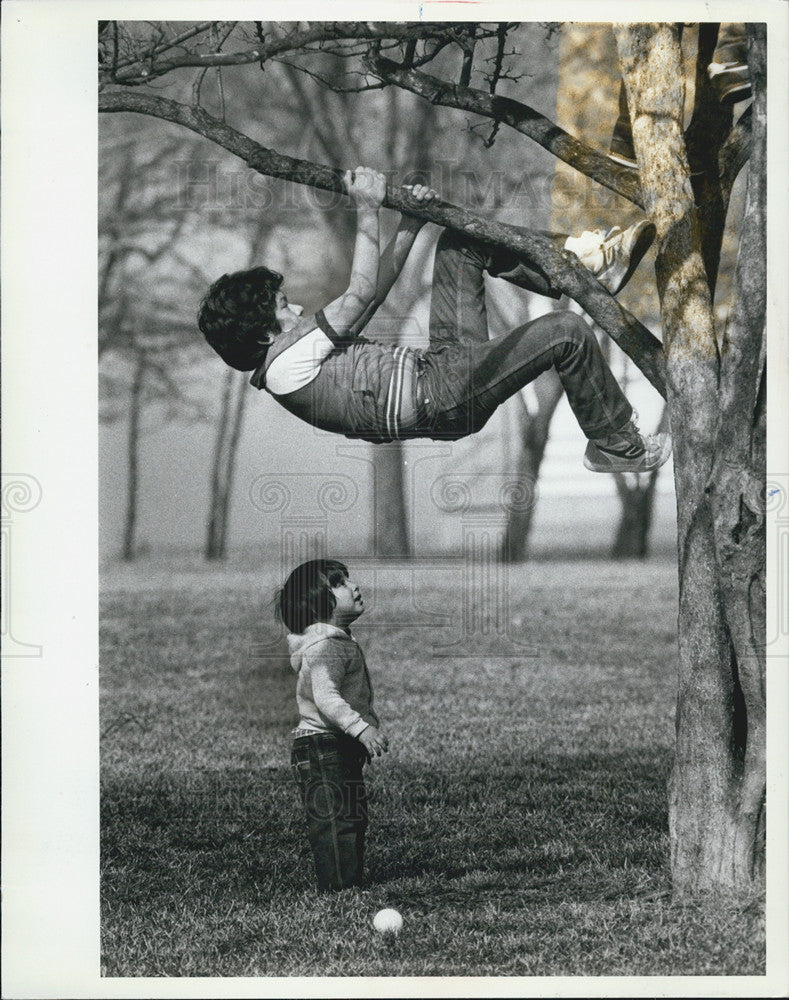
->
xmin=345 ymin=166 xmax=387 ymax=209
xmin=402 ymin=183 xmax=439 ymax=205
xmin=358 ymin=725 xmax=390 ymax=759
xmin=399 ymin=184 xmax=438 ymax=230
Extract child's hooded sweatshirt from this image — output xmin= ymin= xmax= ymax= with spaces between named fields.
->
xmin=288 ymin=622 xmax=379 ymax=738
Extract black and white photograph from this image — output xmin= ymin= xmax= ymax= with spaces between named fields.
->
xmin=2 ymin=2 xmax=788 ymax=996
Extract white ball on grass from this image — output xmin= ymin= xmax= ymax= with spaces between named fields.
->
xmin=372 ymin=908 xmax=403 ymax=934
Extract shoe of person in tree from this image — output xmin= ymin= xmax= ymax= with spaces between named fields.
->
xmin=707 ymin=60 xmax=752 ymax=104
xmin=565 ymin=220 xmax=657 ymax=296
xmin=583 ymin=418 xmax=672 ymax=473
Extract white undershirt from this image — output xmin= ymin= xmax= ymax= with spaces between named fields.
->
xmin=264 ymin=326 xmax=336 ymax=396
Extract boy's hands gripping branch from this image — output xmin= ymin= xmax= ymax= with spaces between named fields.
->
xmin=359 ymin=725 xmax=390 ymax=760
xmin=345 ymin=165 xmax=387 ymax=209
xmin=402 ymin=182 xmax=439 ymax=208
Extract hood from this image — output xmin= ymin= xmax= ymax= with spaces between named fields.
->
xmin=287 ymin=622 xmax=351 ymax=672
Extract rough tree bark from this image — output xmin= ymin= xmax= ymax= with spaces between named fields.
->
xmin=706 ymin=23 xmax=767 ymax=889
xmin=615 ymin=22 xmax=765 ymax=895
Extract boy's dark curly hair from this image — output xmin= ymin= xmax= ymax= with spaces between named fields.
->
xmin=198 ymin=265 xmax=284 ymax=371
xmin=276 ymin=559 xmax=349 ymax=635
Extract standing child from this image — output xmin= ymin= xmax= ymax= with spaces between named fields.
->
xmin=277 ymin=559 xmax=388 ymax=891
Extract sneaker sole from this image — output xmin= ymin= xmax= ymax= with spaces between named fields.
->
xmin=608 ymin=151 xmax=638 ymax=170
xmin=584 ymin=434 xmax=672 ymax=473
xmin=610 ymin=220 xmax=657 ymax=295
xmin=717 ymin=81 xmax=752 ymax=105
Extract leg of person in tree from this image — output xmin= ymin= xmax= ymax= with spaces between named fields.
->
xmin=607 ymin=23 xmax=750 ymax=170
xmin=609 ymin=80 xmax=637 ymax=169
xmin=706 ymin=23 xmax=751 ymax=105
xmin=417 ymin=229 xmax=671 ymax=472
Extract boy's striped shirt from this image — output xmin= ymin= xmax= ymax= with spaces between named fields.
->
xmin=384 ymin=346 xmax=418 ymax=441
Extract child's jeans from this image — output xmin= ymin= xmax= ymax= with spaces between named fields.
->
xmin=417 ymin=229 xmax=633 ymax=440
xmin=291 ymin=731 xmax=368 ymax=891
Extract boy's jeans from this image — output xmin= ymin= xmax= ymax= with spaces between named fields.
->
xmin=291 ymin=732 xmax=368 ymax=891
xmin=418 ymin=229 xmax=633 ymax=440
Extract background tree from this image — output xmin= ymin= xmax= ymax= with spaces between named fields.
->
xmin=99 ymin=130 xmax=210 ymax=560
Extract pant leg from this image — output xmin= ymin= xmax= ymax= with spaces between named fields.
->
xmin=425 ymin=309 xmax=632 ymax=440
xmin=713 ymin=23 xmax=747 ymax=65
xmin=347 ymin=748 xmax=368 ymax=881
xmin=610 ymin=79 xmax=634 ymax=154
xmin=291 ymin=734 xmax=367 ymax=891
xmin=428 ymin=229 xmax=563 ymax=350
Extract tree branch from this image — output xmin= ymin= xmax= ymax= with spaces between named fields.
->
xmin=101 ymin=22 xmax=470 ymax=86
xmin=364 ymin=53 xmax=645 ymax=208
xmin=99 ymin=89 xmax=666 ymax=396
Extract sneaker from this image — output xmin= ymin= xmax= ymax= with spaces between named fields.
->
xmin=583 ymin=421 xmax=672 ymax=473
xmin=568 ymin=220 xmax=657 ymax=296
xmin=707 ymin=61 xmax=752 ymax=105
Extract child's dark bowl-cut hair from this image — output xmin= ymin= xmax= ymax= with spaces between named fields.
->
xmin=198 ymin=265 xmax=284 ymax=371
xmin=276 ymin=559 xmax=349 ymax=634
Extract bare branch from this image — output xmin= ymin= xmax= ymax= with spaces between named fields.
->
xmin=112 ymin=21 xmax=215 ymax=72
xmin=458 ymin=26 xmax=477 ymax=87
xmin=101 ymin=22 xmax=474 ymax=86
xmin=273 ymin=57 xmax=386 ymax=95
xmin=487 ymin=23 xmax=509 ymax=94
xmin=364 ymin=53 xmax=645 ymax=208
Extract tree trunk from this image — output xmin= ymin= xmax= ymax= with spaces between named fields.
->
xmin=204 ymin=219 xmax=269 ymax=560
xmin=610 ymin=473 xmax=659 ymax=559
xmin=205 ymin=368 xmax=248 ymax=560
xmin=222 ymin=373 xmax=248 ymax=550
xmin=610 ymin=402 xmax=669 ymax=559
xmin=371 ymin=445 xmax=410 ymax=557
xmin=706 ymin=23 xmax=767 ymax=887
xmin=205 ymin=367 xmax=233 ymax=560
xmin=122 ymin=348 xmax=145 ymax=561
xmin=501 ymin=370 xmax=563 ymax=562
xmin=615 ymin=22 xmax=765 ymax=895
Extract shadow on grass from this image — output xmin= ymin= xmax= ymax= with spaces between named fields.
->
xmin=101 ymin=746 xmax=673 ymax=905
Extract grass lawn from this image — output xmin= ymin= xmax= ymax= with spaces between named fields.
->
xmin=100 ymin=556 xmax=765 ymax=978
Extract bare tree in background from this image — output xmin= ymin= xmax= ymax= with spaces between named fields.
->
xmin=202 ymin=222 xmax=271 ymax=561
xmin=99 ymin=20 xmax=764 ymax=896
xmin=99 ymin=130 xmax=210 ymax=560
